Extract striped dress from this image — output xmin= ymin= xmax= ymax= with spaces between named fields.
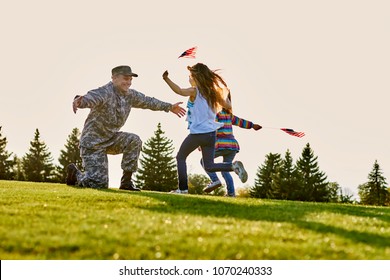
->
xmin=214 ymin=109 xmax=254 ymax=152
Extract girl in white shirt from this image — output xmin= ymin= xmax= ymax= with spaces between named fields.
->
xmin=163 ymin=63 xmax=247 ymax=194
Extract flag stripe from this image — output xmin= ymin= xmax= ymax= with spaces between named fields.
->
xmin=280 ymin=128 xmax=305 ymax=138
xmin=178 ymin=47 xmax=197 ymax=59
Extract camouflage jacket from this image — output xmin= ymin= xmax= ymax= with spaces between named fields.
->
xmin=78 ymin=81 xmax=172 ymax=149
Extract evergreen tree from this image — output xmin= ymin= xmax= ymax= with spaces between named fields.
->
xmin=358 ymin=160 xmax=388 ymax=206
xmin=22 ymin=129 xmax=55 ymax=182
xmin=295 ymin=143 xmax=329 ymax=202
xmin=272 ymin=150 xmax=300 ymax=200
xmin=337 ymin=185 xmax=355 ymax=204
xmin=0 ymin=126 xmax=15 ymax=180
xmin=326 ymin=182 xmax=342 ymax=203
xmin=135 ymin=123 xmax=177 ymax=192
xmin=12 ymin=155 xmax=25 ymax=181
xmin=56 ymin=128 xmax=83 ymax=183
xmin=250 ymin=153 xmax=281 ymax=198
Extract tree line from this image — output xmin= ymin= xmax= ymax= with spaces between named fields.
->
xmin=1 ymin=124 xmax=389 ymax=206
xmin=0 ymin=126 xmax=82 ymax=184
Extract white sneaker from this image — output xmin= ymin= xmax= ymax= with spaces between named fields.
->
xmin=203 ymin=180 xmax=222 ymax=193
xmin=232 ymin=161 xmax=248 ymax=183
xmin=169 ymin=189 xmax=189 ymax=194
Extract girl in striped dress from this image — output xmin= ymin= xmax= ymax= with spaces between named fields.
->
xmin=163 ymin=63 xmax=248 ymax=194
xmin=202 ymin=92 xmax=262 ymax=196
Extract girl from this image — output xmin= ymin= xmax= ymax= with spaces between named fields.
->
xmin=201 ymin=92 xmax=262 ymax=196
xmin=162 ymin=63 xmax=247 ymax=194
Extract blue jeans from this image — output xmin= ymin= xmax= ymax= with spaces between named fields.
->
xmin=176 ymin=131 xmax=233 ymax=191
xmin=201 ymin=149 xmax=237 ymax=196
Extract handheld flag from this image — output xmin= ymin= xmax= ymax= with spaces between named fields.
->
xmin=280 ymin=128 xmax=305 ymax=138
xmin=178 ymin=47 xmax=197 ymax=59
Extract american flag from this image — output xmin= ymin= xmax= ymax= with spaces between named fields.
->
xmin=178 ymin=47 xmax=197 ymax=59
xmin=280 ymin=128 xmax=305 ymax=138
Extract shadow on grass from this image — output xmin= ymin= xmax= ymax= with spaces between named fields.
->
xmin=108 ymin=190 xmax=390 ymax=249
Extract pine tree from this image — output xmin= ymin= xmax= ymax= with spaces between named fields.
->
xmin=12 ymin=155 xmax=25 ymax=181
xmin=135 ymin=123 xmax=177 ymax=192
xmin=272 ymin=149 xmax=300 ymax=200
xmin=56 ymin=128 xmax=83 ymax=183
xmin=22 ymin=129 xmax=55 ymax=182
xmin=295 ymin=143 xmax=329 ymax=202
xmin=0 ymin=126 xmax=15 ymax=180
xmin=333 ymin=183 xmax=354 ymax=204
xmin=326 ymin=183 xmax=343 ymax=202
xmin=250 ymin=153 xmax=281 ymax=198
xmin=358 ymin=160 xmax=388 ymax=206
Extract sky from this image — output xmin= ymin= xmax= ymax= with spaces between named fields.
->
xmin=1 ymin=0 xmax=389 ymax=198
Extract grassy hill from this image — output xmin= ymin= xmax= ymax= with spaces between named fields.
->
xmin=0 ymin=180 xmax=389 ymax=260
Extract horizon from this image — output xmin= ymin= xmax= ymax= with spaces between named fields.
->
xmin=0 ymin=123 xmax=383 ymax=199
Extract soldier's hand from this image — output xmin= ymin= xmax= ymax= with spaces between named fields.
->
xmin=170 ymin=102 xmax=186 ymax=118
xmin=73 ymin=95 xmax=82 ymax=114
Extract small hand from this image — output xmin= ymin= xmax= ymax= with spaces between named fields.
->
xmin=253 ymin=124 xmax=262 ymax=131
xmin=170 ymin=102 xmax=186 ymax=118
xmin=162 ymin=70 xmax=169 ymax=80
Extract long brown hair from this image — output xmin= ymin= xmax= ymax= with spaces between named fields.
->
xmin=225 ymin=91 xmax=233 ymax=115
xmin=187 ymin=63 xmax=227 ymax=112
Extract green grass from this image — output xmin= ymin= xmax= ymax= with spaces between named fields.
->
xmin=1 ymin=180 xmax=389 ymax=260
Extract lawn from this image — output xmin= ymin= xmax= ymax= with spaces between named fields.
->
xmin=0 ymin=180 xmax=389 ymax=259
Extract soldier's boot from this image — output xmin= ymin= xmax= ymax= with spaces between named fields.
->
xmin=66 ymin=163 xmax=79 ymax=185
xmin=119 ymin=171 xmax=141 ymax=191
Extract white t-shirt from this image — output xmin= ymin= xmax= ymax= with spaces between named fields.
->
xmin=186 ymin=88 xmax=223 ymax=134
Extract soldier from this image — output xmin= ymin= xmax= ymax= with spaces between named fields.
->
xmin=66 ymin=65 xmax=186 ymax=191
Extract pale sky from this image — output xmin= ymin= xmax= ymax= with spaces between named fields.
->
xmin=1 ymin=0 xmax=389 ymax=197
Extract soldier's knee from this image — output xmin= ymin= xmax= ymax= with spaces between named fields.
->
xmin=123 ymin=133 xmax=142 ymax=151
xmin=132 ymin=135 xmax=142 ymax=150
xmin=134 ymin=135 xmax=142 ymax=146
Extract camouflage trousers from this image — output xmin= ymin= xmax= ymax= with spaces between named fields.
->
xmin=76 ymin=132 xmax=142 ymax=189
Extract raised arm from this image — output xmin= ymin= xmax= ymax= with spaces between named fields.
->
xmin=162 ymin=70 xmax=196 ymax=98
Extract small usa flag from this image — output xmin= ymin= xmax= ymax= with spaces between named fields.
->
xmin=178 ymin=47 xmax=197 ymax=59
xmin=281 ymin=128 xmax=305 ymax=138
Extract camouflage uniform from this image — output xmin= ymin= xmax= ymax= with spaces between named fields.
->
xmin=75 ymin=81 xmax=172 ymax=189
